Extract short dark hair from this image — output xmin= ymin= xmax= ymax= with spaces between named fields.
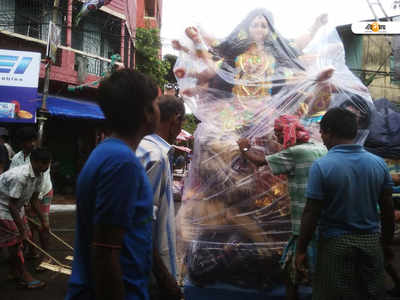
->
xmin=339 ymin=93 xmax=371 ymax=129
xmin=97 ymin=69 xmax=159 ymax=135
xmin=320 ymin=107 xmax=358 ymax=139
xmin=30 ymin=148 xmax=52 ymax=163
xmin=158 ymin=95 xmax=185 ymax=122
xmin=17 ymin=127 xmax=37 ymax=143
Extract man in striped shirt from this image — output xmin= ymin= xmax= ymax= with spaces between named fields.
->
xmin=136 ymin=95 xmax=185 ymax=300
xmin=238 ymin=115 xmax=326 ymax=300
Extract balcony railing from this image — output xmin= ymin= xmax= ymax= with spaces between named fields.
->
xmin=75 ymin=54 xmax=116 ymax=78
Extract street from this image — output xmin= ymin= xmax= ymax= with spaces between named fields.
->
xmin=0 ymin=211 xmax=74 ymax=300
xmin=1 ymin=209 xmax=400 ymax=300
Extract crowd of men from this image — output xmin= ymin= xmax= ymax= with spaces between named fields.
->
xmin=0 ymin=70 xmax=186 ymax=298
xmin=0 ymin=68 xmax=399 ymax=300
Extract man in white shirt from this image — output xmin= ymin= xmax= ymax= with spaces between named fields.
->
xmin=0 ymin=148 xmax=51 ymax=289
xmin=10 ymin=127 xmax=53 ymax=269
xmin=137 ymin=95 xmax=185 ymax=300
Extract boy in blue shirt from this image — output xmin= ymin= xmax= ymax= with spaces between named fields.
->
xmin=66 ymin=69 xmax=160 ymax=300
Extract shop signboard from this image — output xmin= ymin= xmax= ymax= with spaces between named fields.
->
xmin=0 ymin=49 xmax=41 ymax=123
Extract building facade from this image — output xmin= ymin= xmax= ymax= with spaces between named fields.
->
xmin=136 ymin=0 xmax=162 ymax=29
xmin=0 ymin=0 xmax=164 ymax=95
xmin=0 ymin=0 xmax=162 ymax=194
xmin=337 ymin=17 xmax=400 ymax=102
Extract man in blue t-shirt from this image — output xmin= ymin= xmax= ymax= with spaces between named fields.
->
xmin=295 ymin=108 xmax=395 ymax=300
xmin=65 ymin=69 xmax=160 ymax=300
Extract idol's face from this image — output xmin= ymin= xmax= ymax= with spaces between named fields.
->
xmin=248 ymin=15 xmax=270 ymax=43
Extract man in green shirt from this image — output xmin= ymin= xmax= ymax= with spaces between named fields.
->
xmin=238 ymin=115 xmax=326 ymax=300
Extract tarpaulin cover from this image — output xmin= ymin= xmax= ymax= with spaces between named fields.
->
xmin=172 ymin=8 xmax=375 ymax=290
xmin=365 ymin=98 xmax=400 ymax=159
xmin=40 ymin=96 xmax=105 ymax=120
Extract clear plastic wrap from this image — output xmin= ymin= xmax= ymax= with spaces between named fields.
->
xmin=173 ymin=8 xmax=375 ymax=289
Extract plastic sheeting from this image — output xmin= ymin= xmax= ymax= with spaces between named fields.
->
xmin=173 ymin=8 xmax=375 ymax=289
xmin=174 ymin=145 xmax=192 ymax=153
xmin=177 ymin=129 xmax=194 ymax=141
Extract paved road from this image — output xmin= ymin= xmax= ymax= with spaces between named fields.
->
xmin=1 ymin=212 xmax=75 ymax=300
xmin=2 ymin=210 xmax=400 ymax=300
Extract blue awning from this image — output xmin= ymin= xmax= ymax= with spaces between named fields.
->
xmin=37 ymin=95 xmax=105 ymax=120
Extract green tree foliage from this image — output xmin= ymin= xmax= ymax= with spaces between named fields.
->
xmin=135 ymin=28 xmax=170 ymax=87
xmin=183 ymin=114 xmax=200 ymax=134
xmin=163 ymin=54 xmax=177 ymax=83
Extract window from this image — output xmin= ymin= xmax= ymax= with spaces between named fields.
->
xmin=145 ymin=0 xmax=155 ymax=17
xmin=3 ymin=0 xmax=67 ymax=44
xmin=0 ymin=0 xmax=16 ymax=32
xmin=72 ymin=9 xmax=121 ymax=76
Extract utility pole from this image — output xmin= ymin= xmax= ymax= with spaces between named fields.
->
xmin=38 ymin=0 xmax=60 ymax=147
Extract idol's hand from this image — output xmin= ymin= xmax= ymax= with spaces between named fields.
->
xmin=237 ymin=138 xmax=251 ymax=152
xmin=185 ymin=26 xmax=201 ymax=44
xmin=314 ymin=13 xmax=328 ymax=29
xmin=174 ymin=68 xmax=186 ymax=79
xmin=181 ymin=87 xmax=202 ymax=97
xmin=316 ymin=67 xmax=335 ymax=82
xmin=172 ymin=40 xmax=183 ymax=50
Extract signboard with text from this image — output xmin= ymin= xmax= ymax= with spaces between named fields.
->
xmin=0 ymin=49 xmax=41 ymax=123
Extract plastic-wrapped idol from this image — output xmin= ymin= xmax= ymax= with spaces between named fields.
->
xmin=173 ymin=8 xmax=375 ymax=289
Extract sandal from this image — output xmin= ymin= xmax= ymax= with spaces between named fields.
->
xmin=17 ymin=279 xmax=46 ymax=290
